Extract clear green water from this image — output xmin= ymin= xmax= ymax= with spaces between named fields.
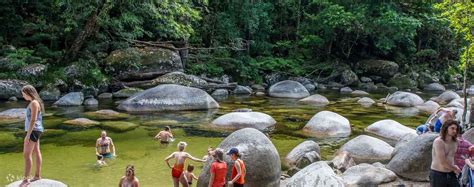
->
xmin=0 ymin=91 xmax=435 ymax=186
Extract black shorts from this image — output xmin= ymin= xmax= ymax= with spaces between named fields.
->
xmin=25 ymin=131 xmax=42 ymax=142
xmin=430 ymin=169 xmax=460 ymax=187
xmin=233 ymin=183 xmax=244 ymax=187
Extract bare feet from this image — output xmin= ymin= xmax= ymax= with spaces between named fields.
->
xmin=19 ymin=179 xmax=29 ymax=187
xmin=30 ymin=176 xmax=41 ymax=182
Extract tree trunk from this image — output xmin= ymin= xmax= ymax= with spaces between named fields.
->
xmin=462 ymin=43 xmax=470 ymax=130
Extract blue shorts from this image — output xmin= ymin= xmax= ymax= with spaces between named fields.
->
xmin=416 ymin=124 xmax=430 ymax=135
xmin=97 ymin=153 xmax=112 ymax=160
xmin=434 ymin=119 xmax=442 ymax=133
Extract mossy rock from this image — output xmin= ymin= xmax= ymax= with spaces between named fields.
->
xmin=101 ymin=121 xmax=139 ymax=132
xmin=84 ymin=109 xmax=130 ymax=120
xmin=43 ymin=117 xmax=67 ymax=129
xmin=43 ymin=129 xmax=67 ymax=138
xmin=388 ymin=74 xmax=417 ymax=90
xmin=0 ymin=132 xmax=20 ymax=148
xmin=63 ymin=118 xmax=100 ymax=128
xmin=112 ymin=88 xmax=144 ymax=98
xmin=142 ymin=119 xmax=179 ymax=126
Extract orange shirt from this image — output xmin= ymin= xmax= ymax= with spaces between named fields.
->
xmin=210 ymin=161 xmax=227 ymax=187
xmin=231 ymin=159 xmax=245 ymax=184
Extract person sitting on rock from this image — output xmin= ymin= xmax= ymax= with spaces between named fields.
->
xmin=179 ymin=164 xmax=198 ymax=187
xmin=155 ymin=126 xmax=174 ymax=144
xmin=202 ymin=146 xmax=214 ymax=161
xmin=119 ymin=165 xmax=139 ymax=187
xmin=431 ymin=108 xmax=457 ymax=133
xmin=165 ymin=141 xmax=205 ymax=187
xmin=96 ymin=130 xmax=116 ymax=166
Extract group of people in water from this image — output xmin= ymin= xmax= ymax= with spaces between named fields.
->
xmin=16 ymin=84 xmax=473 ymax=187
xmin=18 ymin=84 xmax=246 ymax=187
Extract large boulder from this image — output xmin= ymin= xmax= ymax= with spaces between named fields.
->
xmin=298 ymin=94 xmax=329 ymax=106
xmin=463 ymin=128 xmax=474 ymax=145
xmin=84 ymin=109 xmax=130 ymax=120
xmin=432 ymin=90 xmax=460 ymax=104
xmin=18 ymin=63 xmax=47 ymax=78
xmin=424 ymin=83 xmax=446 ymax=92
xmin=365 ymin=119 xmax=416 ymax=142
xmin=416 ymin=100 xmax=441 ymax=114
xmin=210 ymin=112 xmax=276 ymax=131
xmin=340 ymin=69 xmax=359 ymax=86
xmin=386 ymin=91 xmax=424 ymax=107
xmin=118 ymin=84 xmax=219 ymax=112
xmin=54 ymin=92 xmax=84 ymax=106
xmin=355 ymin=60 xmax=399 ymax=78
xmin=341 ymin=163 xmax=397 ymax=186
xmin=105 ymin=47 xmax=183 ymax=81
xmin=386 ymin=133 xmax=438 ymax=181
xmin=285 ymin=161 xmax=345 ymax=187
xmin=388 ymin=74 xmax=418 ymax=90
xmin=268 ymin=80 xmax=310 ymax=98
xmin=303 ymin=111 xmax=351 ymax=138
xmin=197 ymin=128 xmax=281 ymax=187
xmin=39 ymin=86 xmax=61 ymax=101
xmin=285 ymin=140 xmax=320 ymax=168
xmin=340 ymin=135 xmax=394 ymax=164
xmin=113 ymin=87 xmax=144 ymax=98
xmin=7 ymin=179 xmax=67 ymax=187
xmin=0 ymin=79 xmax=29 ymax=99
xmin=148 ymin=71 xmax=208 ymax=88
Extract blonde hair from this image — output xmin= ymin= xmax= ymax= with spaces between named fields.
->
xmin=21 ymin=85 xmax=45 ymax=113
xmin=178 ymin=141 xmax=187 ymax=151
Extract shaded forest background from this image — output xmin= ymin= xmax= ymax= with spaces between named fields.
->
xmin=0 ymin=0 xmax=472 ymax=88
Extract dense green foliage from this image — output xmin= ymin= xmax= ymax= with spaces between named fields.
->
xmin=0 ymin=0 xmax=471 ymax=86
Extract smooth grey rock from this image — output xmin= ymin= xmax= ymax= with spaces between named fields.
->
xmin=7 ymin=179 xmax=67 ymax=187
xmin=432 ymin=90 xmax=460 ymax=104
xmin=54 ymin=92 xmax=84 ymax=106
xmin=98 ymin=93 xmax=113 ymax=99
xmin=0 ymin=79 xmax=29 ymax=99
xmin=386 ymin=133 xmax=438 ymax=181
xmin=365 ymin=119 xmax=416 ymax=142
xmin=211 ymin=112 xmax=276 ymax=131
xmin=285 ymin=140 xmax=320 ymax=168
xmin=268 ymin=80 xmax=309 ymax=98
xmin=0 ymin=108 xmax=26 ymax=119
xmin=303 ymin=111 xmax=351 ymax=138
xmin=150 ymin=71 xmax=208 ymax=88
xmin=298 ymin=94 xmax=329 ymax=106
xmin=331 ymin=151 xmax=356 ymax=173
xmin=211 ymin=89 xmax=229 ymax=97
xmin=357 ymin=97 xmax=375 ymax=106
xmin=83 ymin=98 xmax=98 ymax=106
xmin=416 ymin=101 xmax=440 ymax=114
xmin=341 ymin=163 xmax=397 ymax=186
xmin=304 ymin=84 xmax=316 ymax=92
xmin=424 ymin=83 xmax=446 ymax=92
xmin=351 ymin=90 xmax=369 ymax=96
xmin=340 ymin=87 xmax=353 ymax=94
xmin=285 ymin=161 xmax=344 ymax=187
xmin=39 ymin=86 xmax=61 ymax=101
xmin=233 ymin=85 xmax=252 ymax=95
xmin=340 ymin=135 xmax=394 ymax=164
xmin=197 ymin=128 xmax=281 ymax=187
xmin=386 ymin=91 xmax=424 ymax=107
xmin=117 ymin=84 xmax=219 ymax=112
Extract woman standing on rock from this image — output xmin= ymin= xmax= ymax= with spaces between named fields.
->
xmin=20 ymin=85 xmax=45 ymax=186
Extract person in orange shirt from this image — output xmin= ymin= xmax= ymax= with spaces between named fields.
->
xmin=227 ymin=148 xmax=246 ymax=187
xmin=209 ymin=148 xmax=227 ymax=187
xmin=165 ymin=142 xmax=205 ymax=187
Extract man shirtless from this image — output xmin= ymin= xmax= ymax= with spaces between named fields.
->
xmin=95 ymin=130 xmax=116 ymax=166
xmin=430 ymin=120 xmax=461 ymax=187
xmin=155 ymin=126 xmax=174 ymax=144
xmin=165 ymin=142 xmax=205 ymax=187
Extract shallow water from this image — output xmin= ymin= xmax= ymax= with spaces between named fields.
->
xmin=0 ymin=90 xmax=435 ymax=186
